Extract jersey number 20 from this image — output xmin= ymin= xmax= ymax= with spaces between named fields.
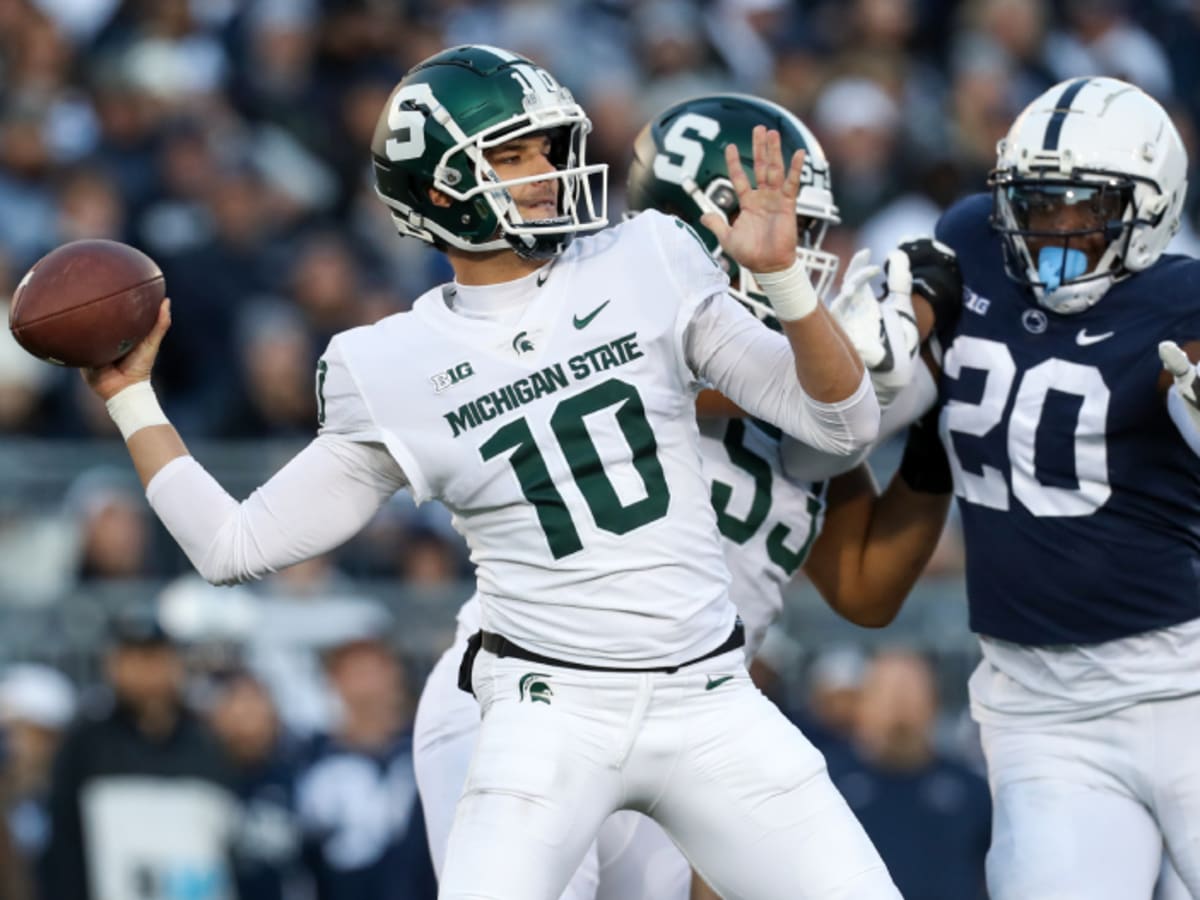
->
xmin=941 ymin=336 xmax=1111 ymax=516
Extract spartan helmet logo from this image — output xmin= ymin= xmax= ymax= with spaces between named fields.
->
xmin=511 ymin=331 xmax=535 ymax=354
xmin=519 ymin=672 xmax=553 ymax=704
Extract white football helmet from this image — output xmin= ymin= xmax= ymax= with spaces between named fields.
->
xmin=989 ymin=77 xmax=1188 ymax=314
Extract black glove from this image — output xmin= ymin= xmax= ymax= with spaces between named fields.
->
xmin=898 ymin=402 xmax=953 ymax=495
xmin=888 ymin=237 xmax=963 ymax=347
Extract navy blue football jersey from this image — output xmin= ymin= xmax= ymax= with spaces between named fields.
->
xmin=934 ymin=193 xmax=1200 ymax=645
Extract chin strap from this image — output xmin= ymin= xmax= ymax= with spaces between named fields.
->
xmin=1160 ymin=340 xmax=1200 ymax=457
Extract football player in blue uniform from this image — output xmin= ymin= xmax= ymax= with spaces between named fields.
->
xmin=916 ymin=77 xmax=1200 ymax=899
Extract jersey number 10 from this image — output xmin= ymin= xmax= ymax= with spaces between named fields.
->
xmin=480 ymin=378 xmax=670 ymax=558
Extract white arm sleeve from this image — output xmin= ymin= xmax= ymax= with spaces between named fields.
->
xmin=685 ymin=292 xmax=879 ymax=455
xmin=146 ymin=435 xmax=407 ymax=585
xmin=778 ymin=355 xmax=938 ymax=483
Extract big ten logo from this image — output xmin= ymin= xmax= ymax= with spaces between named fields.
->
xmin=430 ymin=361 xmax=475 ymax=393
xmin=132 ymin=862 xmax=230 ymax=900
xmin=964 ymin=287 xmax=990 ymax=316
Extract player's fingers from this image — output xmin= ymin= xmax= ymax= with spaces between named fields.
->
xmin=848 ymin=264 xmax=882 ymax=293
xmin=844 ymin=248 xmax=872 ymax=278
xmin=782 ymin=148 xmax=805 ymax=198
xmin=766 ymin=129 xmax=785 ymax=189
xmin=150 ymin=298 xmax=171 ymax=338
xmin=885 ymin=250 xmax=913 ymax=295
xmin=1160 ymin=340 xmax=1192 ymax=378
xmin=752 ymin=125 xmax=768 ymax=191
xmin=139 ymin=299 xmax=172 ymax=355
xmin=724 ymin=142 xmax=752 ymax=199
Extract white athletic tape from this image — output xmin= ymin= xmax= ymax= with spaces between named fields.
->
xmin=751 ymin=259 xmax=819 ymax=321
xmin=105 ymin=380 xmax=169 ymax=441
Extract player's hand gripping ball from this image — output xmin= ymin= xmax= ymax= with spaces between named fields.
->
xmin=8 ymin=239 xmax=165 ymax=368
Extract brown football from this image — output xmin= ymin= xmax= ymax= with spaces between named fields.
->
xmin=9 ymin=239 xmax=164 ymax=368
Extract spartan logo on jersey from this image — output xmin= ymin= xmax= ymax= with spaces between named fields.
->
xmin=430 ymin=361 xmax=475 ymax=393
xmin=518 ymin=672 xmax=553 ymax=704
xmin=512 ymin=331 xmax=535 ymax=354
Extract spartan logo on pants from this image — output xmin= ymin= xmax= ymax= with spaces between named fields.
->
xmin=519 ymin=673 xmax=553 ymax=704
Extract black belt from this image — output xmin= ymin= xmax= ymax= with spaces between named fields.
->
xmin=458 ymin=622 xmax=744 ymax=695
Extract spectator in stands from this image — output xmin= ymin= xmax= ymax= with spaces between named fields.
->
xmin=828 ymin=648 xmax=991 ymax=900
xmin=207 ymin=668 xmax=307 ymax=900
xmin=64 ymin=466 xmax=160 ymax=583
xmin=296 ymin=635 xmax=435 ymax=900
xmin=398 ymin=527 xmax=462 ymax=587
xmin=42 ymin=607 xmax=237 ymax=900
xmin=0 ymin=300 xmax=54 ymax=436
xmin=219 ymin=301 xmax=318 ymax=439
xmin=0 ymin=664 xmax=75 ymax=900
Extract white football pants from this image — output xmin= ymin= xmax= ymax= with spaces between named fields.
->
xmin=432 ymin=642 xmax=898 ymax=900
xmin=982 ymin=692 xmax=1200 ymax=900
xmin=415 ymin=637 xmax=690 ymax=900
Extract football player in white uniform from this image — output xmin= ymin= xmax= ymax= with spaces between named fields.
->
xmin=413 ymin=93 xmax=956 ymax=900
xmin=83 ymin=46 xmax=902 ymax=899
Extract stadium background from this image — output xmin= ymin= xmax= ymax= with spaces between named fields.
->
xmin=0 ymin=0 xmax=1196 ymax=897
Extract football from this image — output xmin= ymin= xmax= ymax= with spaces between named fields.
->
xmin=9 ymin=239 xmax=165 ymax=368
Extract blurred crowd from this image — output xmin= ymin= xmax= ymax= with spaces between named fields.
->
xmin=1 ymin=0 xmax=1199 ymax=445
xmin=2 ymin=0 xmax=1199 ymax=895
xmin=1 ymin=0 xmax=1199 ymax=587
xmin=0 ymin=596 xmax=439 ymax=900
xmin=0 ymin=590 xmax=987 ymax=900
xmin=0 ymin=0 xmax=1193 ymax=591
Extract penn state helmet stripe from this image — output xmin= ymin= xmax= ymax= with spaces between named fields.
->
xmin=1042 ymin=78 xmax=1092 ymax=151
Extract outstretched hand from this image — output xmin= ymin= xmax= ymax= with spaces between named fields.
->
xmin=700 ymin=125 xmax=804 ymax=274
xmin=83 ymin=298 xmax=171 ymax=401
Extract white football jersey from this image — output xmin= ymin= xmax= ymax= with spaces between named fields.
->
xmin=319 ymin=211 xmax=738 ymax=668
xmin=451 ymin=421 xmax=826 ymax=660
xmin=697 ymin=417 xmax=826 ymax=658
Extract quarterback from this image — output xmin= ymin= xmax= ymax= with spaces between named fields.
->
xmin=412 ymin=92 xmax=954 ymax=900
xmin=83 ymin=46 xmax=900 ymax=899
xmin=857 ymin=77 xmax=1200 ymax=898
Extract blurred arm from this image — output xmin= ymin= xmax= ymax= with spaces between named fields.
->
xmin=803 ymin=464 xmax=951 ymax=628
xmin=802 ymin=401 xmax=953 ymax=627
xmin=687 ymin=292 xmax=878 ymax=456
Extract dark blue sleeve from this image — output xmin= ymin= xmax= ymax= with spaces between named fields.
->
xmin=1160 ymin=256 xmax=1200 ymax=343
xmin=934 ymin=193 xmax=992 ymax=257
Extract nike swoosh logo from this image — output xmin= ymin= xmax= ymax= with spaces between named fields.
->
xmin=537 ymin=268 xmax=551 ymax=287
xmin=573 ymin=299 xmax=610 ymax=330
xmin=1076 ymin=329 xmax=1114 ymax=346
xmin=705 ymin=675 xmax=734 ymax=691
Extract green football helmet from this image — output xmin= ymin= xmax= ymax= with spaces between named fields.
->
xmin=627 ymin=94 xmax=840 ymax=319
xmin=371 ymin=44 xmax=608 ymax=260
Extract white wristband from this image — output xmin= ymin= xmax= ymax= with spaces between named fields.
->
xmin=751 ymin=259 xmax=819 ymax=321
xmin=105 ymin=381 xmax=169 ymax=441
